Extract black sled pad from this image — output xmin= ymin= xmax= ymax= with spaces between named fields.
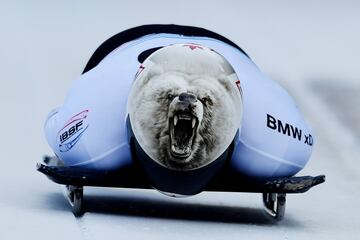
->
xmin=206 ymin=174 xmax=325 ymax=193
xmin=37 ymin=162 xmax=325 ymax=194
xmin=36 ymin=163 xmax=151 ymax=189
xmin=261 ymin=175 xmax=325 ymax=193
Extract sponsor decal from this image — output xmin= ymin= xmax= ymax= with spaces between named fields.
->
xmin=135 ymin=64 xmax=145 ymax=79
xmin=266 ymin=114 xmax=313 ymax=146
xmin=183 ymin=44 xmax=204 ymax=51
xmin=57 ymin=110 xmax=89 ymax=152
xmin=235 ymin=80 xmax=241 ymax=91
xmin=235 ymin=79 xmax=243 ymax=97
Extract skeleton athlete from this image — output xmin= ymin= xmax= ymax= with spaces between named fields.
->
xmin=44 ymin=24 xmax=314 ymax=179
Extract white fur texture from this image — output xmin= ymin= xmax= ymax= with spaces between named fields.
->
xmin=127 ymin=44 xmax=243 ymax=170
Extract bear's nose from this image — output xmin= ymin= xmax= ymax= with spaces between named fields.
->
xmin=178 ymin=92 xmax=197 ymax=103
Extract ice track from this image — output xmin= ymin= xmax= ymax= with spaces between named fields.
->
xmin=0 ymin=1 xmax=359 ymax=239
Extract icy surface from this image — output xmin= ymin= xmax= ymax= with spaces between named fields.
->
xmin=0 ymin=0 xmax=359 ymax=239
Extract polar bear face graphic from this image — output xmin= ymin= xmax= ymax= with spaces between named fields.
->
xmin=128 ymin=44 xmax=242 ymax=171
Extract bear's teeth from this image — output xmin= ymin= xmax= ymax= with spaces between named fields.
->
xmin=174 ymin=115 xmax=178 ymax=126
xmin=192 ymin=118 xmax=196 ymax=128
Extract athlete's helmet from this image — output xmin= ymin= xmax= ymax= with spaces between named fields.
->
xmin=127 ymin=43 xmax=243 ymax=195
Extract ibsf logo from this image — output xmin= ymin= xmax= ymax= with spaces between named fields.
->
xmin=57 ymin=110 xmax=89 ymax=152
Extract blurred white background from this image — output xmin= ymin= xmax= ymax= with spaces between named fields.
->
xmin=0 ymin=0 xmax=359 ymax=239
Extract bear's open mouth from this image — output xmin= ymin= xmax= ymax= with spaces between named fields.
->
xmin=169 ymin=112 xmax=198 ymax=160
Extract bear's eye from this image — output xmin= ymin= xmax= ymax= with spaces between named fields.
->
xmin=200 ymin=96 xmax=213 ymax=105
xmin=167 ymin=93 xmax=175 ymax=100
xmin=201 ymin=97 xmax=207 ymax=103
